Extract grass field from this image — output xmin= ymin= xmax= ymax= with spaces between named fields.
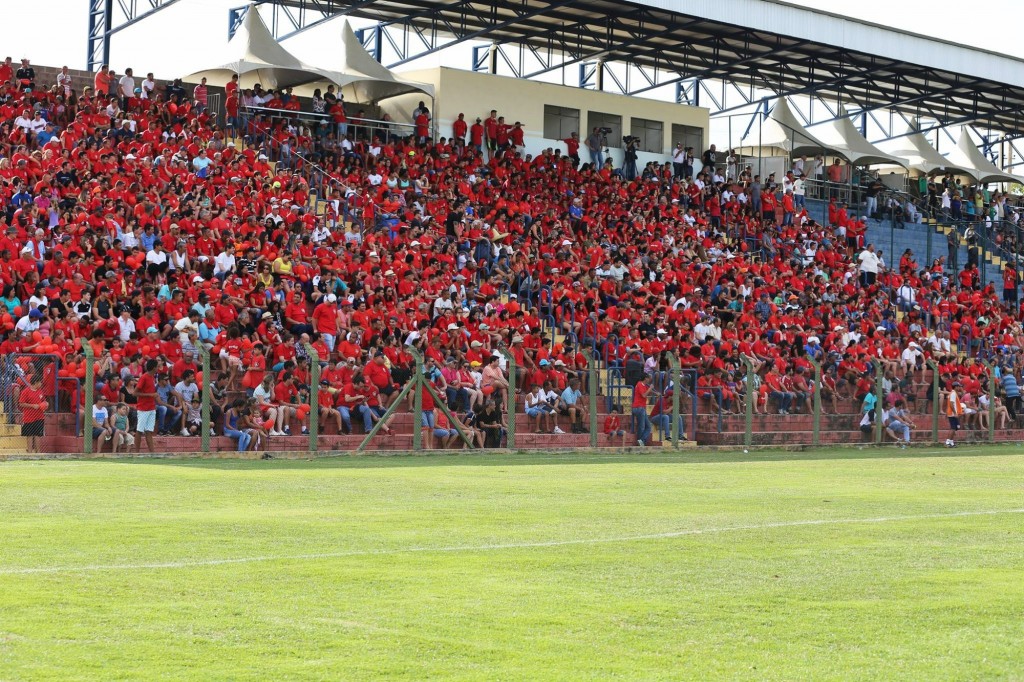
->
xmin=2 ymin=447 xmax=1024 ymax=680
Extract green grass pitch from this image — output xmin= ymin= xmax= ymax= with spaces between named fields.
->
xmin=2 ymin=446 xmax=1024 ymax=680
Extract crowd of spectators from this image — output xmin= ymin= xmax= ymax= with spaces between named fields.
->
xmin=1 ymin=56 xmax=1024 ymax=453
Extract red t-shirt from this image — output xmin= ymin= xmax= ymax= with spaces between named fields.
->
xmin=136 ymin=372 xmax=157 ymax=411
xmin=20 ymin=386 xmax=46 ymax=423
xmin=632 ymin=381 xmax=649 ymax=409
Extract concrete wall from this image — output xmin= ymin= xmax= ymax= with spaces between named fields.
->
xmin=381 ymin=67 xmax=710 ymax=168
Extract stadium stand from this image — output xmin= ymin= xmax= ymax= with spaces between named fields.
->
xmin=1 ymin=55 xmax=1024 ymax=456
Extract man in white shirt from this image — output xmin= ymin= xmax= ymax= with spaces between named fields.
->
xmin=366 ymin=168 xmax=383 ymax=186
xmin=118 ymin=68 xmax=136 ymax=104
xmin=57 ymin=66 xmax=73 ymax=96
xmin=694 ymin=315 xmax=715 ymax=342
xmin=857 ymin=244 xmax=881 ymax=287
xmin=901 ymin=341 xmax=924 ymax=375
xmin=116 ymin=308 xmax=136 ymax=342
xmin=213 ymin=248 xmax=236 ymax=281
xmin=145 ymin=242 xmax=168 ymax=276
xmin=896 ymin=282 xmax=916 ymax=312
xmin=14 ymin=109 xmax=33 ymax=133
xmin=140 ymin=72 xmax=156 ymax=100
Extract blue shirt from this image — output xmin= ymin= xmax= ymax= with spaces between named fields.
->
xmin=1001 ymin=373 xmax=1020 ymax=398
xmin=561 ymin=387 xmax=582 ymax=406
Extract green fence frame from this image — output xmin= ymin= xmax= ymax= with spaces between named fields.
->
xmin=82 ymin=342 xmax=95 ymax=455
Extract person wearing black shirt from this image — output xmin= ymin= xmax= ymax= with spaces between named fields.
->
xmin=15 ymin=59 xmax=34 ymax=91
xmin=702 ymin=144 xmax=717 ymax=173
xmin=475 ymin=401 xmax=504 ymax=448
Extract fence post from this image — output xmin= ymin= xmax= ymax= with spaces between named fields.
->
xmin=305 ymin=344 xmax=320 ymax=453
xmin=983 ymin=360 xmax=996 ymax=443
xmin=668 ymin=353 xmax=681 ymax=449
xmin=584 ymin=349 xmax=598 ymax=449
xmin=497 ymin=347 xmax=517 ymax=450
xmin=356 ymin=377 xmax=416 ymax=452
xmin=198 ymin=346 xmax=211 ymax=454
xmin=874 ymin=362 xmax=885 ymax=445
xmin=927 ymin=359 xmax=940 ymax=443
xmin=809 ymin=357 xmax=822 ymax=447
xmin=82 ymin=343 xmax=94 ymax=455
xmin=741 ymin=357 xmax=754 ymax=448
xmin=411 ymin=349 xmax=423 ymax=451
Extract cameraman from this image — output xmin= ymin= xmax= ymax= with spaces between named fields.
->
xmin=623 ymin=135 xmax=639 ymax=181
xmin=586 ymin=127 xmax=604 ymax=168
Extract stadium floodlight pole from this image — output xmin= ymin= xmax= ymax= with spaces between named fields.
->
xmin=874 ymin=362 xmax=885 ymax=445
xmin=982 ymin=359 xmax=996 ymax=443
xmin=497 ymin=347 xmax=517 ymax=450
xmin=808 ymin=357 xmax=822 ymax=447
xmin=740 ymin=356 xmax=754 ymax=449
xmin=83 ymin=342 xmax=95 ymax=456
xmin=199 ymin=346 xmax=211 ymax=454
xmin=666 ymin=352 xmax=681 ymax=449
xmin=305 ymin=344 xmax=320 ymax=454
xmin=927 ymin=359 xmax=941 ymax=443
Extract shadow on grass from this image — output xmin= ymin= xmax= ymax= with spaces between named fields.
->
xmin=74 ymin=443 xmax=1024 ymax=472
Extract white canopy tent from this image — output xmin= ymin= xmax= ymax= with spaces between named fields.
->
xmin=943 ymin=129 xmax=1024 ymax=185
xmin=182 ymin=10 xmax=337 ymax=90
xmin=807 ymin=112 xmax=909 ymax=168
xmin=878 ymin=130 xmax=974 ymax=178
xmin=284 ymin=20 xmax=435 ymax=102
xmin=739 ymin=98 xmax=834 ymax=158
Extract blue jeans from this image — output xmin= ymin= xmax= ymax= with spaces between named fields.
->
xmin=770 ymin=391 xmax=792 ymax=412
xmin=224 ymin=427 xmax=251 ymax=451
xmin=340 ymin=405 xmax=374 ymax=432
xmin=156 ymin=404 xmax=179 ymax=432
xmin=589 ymin=148 xmax=603 ymax=167
xmin=632 ymin=407 xmax=651 ymax=443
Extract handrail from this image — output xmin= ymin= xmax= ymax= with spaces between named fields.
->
xmin=241 ymin=104 xmax=417 ymax=133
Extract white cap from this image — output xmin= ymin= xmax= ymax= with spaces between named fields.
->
xmin=326 ymin=293 xmax=337 ymax=303
xmin=561 ymin=239 xmax=572 ymax=246
xmin=447 ymin=323 xmax=459 ymax=331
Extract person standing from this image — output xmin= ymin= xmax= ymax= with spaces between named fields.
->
xmin=118 ymin=67 xmax=135 ymax=110
xmin=1001 ymin=368 xmax=1020 ymax=422
xmin=452 ymin=113 xmax=467 ymax=146
xmin=671 ymin=142 xmax=686 ymax=179
xmin=632 ymin=374 xmax=653 ymax=447
xmin=135 ymin=359 xmax=159 ymax=453
xmin=857 ymin=244 xmax=881 ymax=287
xmin=945 ymin=380 xmax=963 ymax=448
xmin=586 ymin=127 xmax=604 ymax=168
xmin=1003 ymin=263 xmax=1019 ymax=305
xmin=563 ymin=132 xmax=580 ymax=168
xmin=19 ymin=374 xmax=47 ymax=453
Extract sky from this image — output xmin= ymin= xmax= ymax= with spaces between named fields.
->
xmin=10 ymin=0 xmax=1022 ymax=76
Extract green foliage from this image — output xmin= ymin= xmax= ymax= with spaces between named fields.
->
xmin=2 ymin=449 xmax=1023 ymax=680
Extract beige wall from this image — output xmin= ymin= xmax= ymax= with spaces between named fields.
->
xmin=382 ymin=67 xmax=709 ymax=166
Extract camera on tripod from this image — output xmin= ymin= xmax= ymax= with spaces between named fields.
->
xmin=622 ymin=135 xmax=640 ymax=145
xmin=597 ymin=126 xmax=613 ymax=135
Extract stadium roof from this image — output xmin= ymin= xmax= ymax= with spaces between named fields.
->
xmin=258 ymin=0 xmax=1024 ymax=137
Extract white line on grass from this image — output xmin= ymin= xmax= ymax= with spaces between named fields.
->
xmin=3 ymin=507 xmax=1023 ymax=576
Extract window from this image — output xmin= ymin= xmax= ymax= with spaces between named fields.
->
xmin=587 ymin=111 xmax=622 ymax=145
xmin=543 ymin=105 xmax=580 ymax=140
xmin=672 ymin=124 xmax=704 ymax=156
xmin=630 ymin=117 xmax=664 ymax=153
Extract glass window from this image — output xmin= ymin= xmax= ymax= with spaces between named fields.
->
xmin=672 ymin=124 xmax=704 ymax=157
xmin=630 ymin=117 xmax=664 ymax=154
xmin=587 ymin=111 xmax=622 ymax=146
xmin=543 ymin=105 xmax=580 ymax=140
